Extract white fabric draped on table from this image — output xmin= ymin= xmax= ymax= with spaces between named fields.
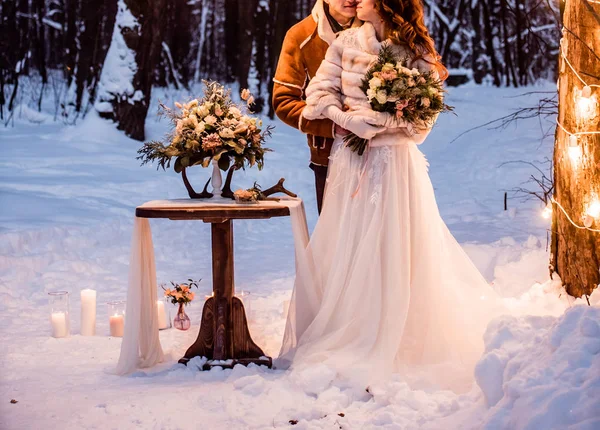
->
xmin=115 ymin=198 xmax=310 ymax=376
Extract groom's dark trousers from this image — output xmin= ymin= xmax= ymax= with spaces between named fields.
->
xmin=310 ymin=163 xmax=328 ymax=214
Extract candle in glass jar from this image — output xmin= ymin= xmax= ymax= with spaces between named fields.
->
xmin=157 ymin=300 xmax=169 ymax=330
xmin=109 ymin=314 xmax=124 ymax=337
xmin=80 ymin=289 xmax=96 ymax=336
xmin=51 ymin=312 xmax=69 ymax=338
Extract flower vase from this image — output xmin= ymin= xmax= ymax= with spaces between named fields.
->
xmin=173 ymin=303 xmax=191 ymax=331
xmin=211 ymin=159 xmax=222 ymax=198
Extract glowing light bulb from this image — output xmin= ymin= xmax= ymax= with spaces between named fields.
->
xmin=586 ymin=200 xmax=600 ymax=219
xmin=575 ymin=91 xmax=597 ymax=120
xmin=568 ymin=135 xmax=582 ymax=164
xmin=542 ymin=202 xmax=552 ymax=219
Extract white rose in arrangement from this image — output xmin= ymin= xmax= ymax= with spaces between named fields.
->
xmin=369 ymin=77 xmax=382 ymax=89
xmin=400 ymin=66 xmax=412 ymax=75
xmin=196 ymin=105 xmax=210 ymax=118
xmin=195 ymin=122 xmax=206 ymax=134
xmin=234 ymin=123 xmax=248 ymax=134
xmin=375 ymin=90 xmax=388 ymax=104
xmin=219 ymin=128 xmax=235 ymax=139
xmin=410 ymin=68 xmax=420 ymax=76
xmin=229 ymin=106 xmax=242 ymax=119
xmin=204 ymin=115 xmax=217 ymax=125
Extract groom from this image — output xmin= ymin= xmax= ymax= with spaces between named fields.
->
xmin=273 ymin=0 xmax=361 ymax=214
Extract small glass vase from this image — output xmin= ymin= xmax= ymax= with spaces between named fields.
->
xmin=173 ymin=303 xmax=191 ymax=331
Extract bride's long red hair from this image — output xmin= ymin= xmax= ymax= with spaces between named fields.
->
xmin=376 ymin=0 xmax=448 ymax=80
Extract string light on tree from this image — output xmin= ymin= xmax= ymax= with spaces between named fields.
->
xmin=576 ymin=86 xmax=598 ymax=121
xmin=542 ymin=201 xmax=553 ymax=219
xmin=568 ymin=134 xmax=582 ymax=165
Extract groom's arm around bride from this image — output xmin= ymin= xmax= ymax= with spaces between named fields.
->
xmin=272 ymin=0 xmax=361 ymax=214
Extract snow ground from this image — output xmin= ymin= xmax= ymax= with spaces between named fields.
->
xmin=1 ymin=83 xmax=599 ymax=429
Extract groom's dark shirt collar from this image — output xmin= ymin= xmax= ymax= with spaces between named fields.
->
xmin=323 ymin=2 xmax=355 ymax=34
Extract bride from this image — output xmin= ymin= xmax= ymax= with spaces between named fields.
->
xmin=276 ymin=0 xmax=503 ymax=391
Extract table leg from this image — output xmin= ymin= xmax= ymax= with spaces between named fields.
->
xmin=179 ymin=219 xmax=271 ymax=369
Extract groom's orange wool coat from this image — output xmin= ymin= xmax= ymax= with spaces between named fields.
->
xmin=272 ymin=17 xmax=335 ymax=167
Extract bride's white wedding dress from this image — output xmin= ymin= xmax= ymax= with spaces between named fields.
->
xmin=276 ymin=23 xmax=503 ymax=392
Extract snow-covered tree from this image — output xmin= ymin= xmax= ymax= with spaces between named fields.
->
xmin=95 ymin=0 xmax=165 ymax=140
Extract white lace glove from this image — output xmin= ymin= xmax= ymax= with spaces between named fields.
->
xmin=323 ymin=106 xmax=384 ymax=140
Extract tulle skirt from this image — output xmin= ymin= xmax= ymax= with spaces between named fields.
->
xmin=277 ymin=132 xmax=503 ymax=392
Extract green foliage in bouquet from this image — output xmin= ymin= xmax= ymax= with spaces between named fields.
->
xmin=137 ymin=81 xmax=273 ymax=173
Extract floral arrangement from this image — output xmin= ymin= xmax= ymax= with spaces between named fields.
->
xmin=345 ymin=44 xmax=453 ymax=155
xmin=232 ymin=182 xmax=281 ymax=203
xmin=137 ymin=81 xmax=273 ymax=173
xmin=163 ymin=279 xmax=200 ymax=306
xmin=233 ymin=188 xmax=260 ymax=203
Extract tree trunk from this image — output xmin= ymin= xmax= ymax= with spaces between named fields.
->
xmin=95 ymin=0 xmax=167 ymax=141
xmin=551 ymin=1 xmax=600 ymax=297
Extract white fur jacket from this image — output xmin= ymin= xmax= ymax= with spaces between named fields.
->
xmin=302 ymin=23 xmax=439 ymax=145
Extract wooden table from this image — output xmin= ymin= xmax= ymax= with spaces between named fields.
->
xmin=136 ymin=199 xmax=293 ymax=370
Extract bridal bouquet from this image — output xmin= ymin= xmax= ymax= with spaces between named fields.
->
xmin=345 ymin=44 xmax=453 ymax=155
xmin=137 ymin=81 xmax=272 ymax=173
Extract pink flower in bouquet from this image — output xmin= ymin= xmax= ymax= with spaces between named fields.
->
xmin=202 ymin=133 xmax=221 ymax=151
xmin=214 ymin=105 xmax=224 ymax=117
xmin=204 ymin=115 xmax=217 ymax=125
xmin=380 ymin=69 xmax=398 ymax=81
xmin=420 ymin=97 xmax=431 ymax=108
xmin=418 ymin=76 xmax=426 ymax=84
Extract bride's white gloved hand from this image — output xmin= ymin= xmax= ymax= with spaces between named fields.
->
xmin=360 ymin=110 xmax=408 ymax=128
xmin=359 ymin=110 xmax=418 ymax=136
xmin=323 ymin=106 xmax=384 ymax=140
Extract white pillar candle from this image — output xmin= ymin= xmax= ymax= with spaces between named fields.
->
xmin=80 ymin=289 xmax=97 ymax=336
xmin=51 ymin=312 xmax=69 ymax=338
xmin=109 ymin=314 xmax=124 ymax=337
xmin=157 ymin=300 xmax=169 ymax=330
